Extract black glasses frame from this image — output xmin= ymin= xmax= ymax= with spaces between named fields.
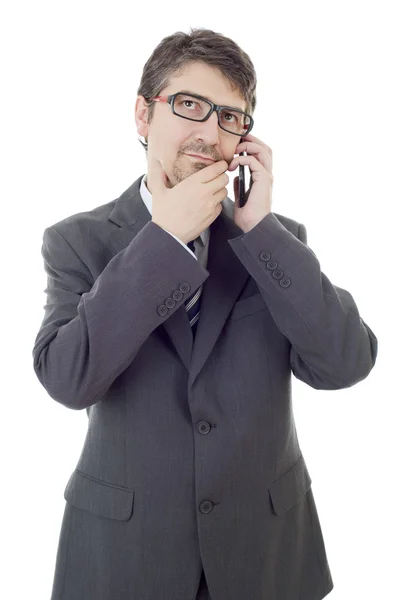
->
xmin=150 ymin=92 xmax=254 ymax=137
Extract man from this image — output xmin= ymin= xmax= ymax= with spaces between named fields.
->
xmin=32 ymin=38 xmax=378 ymax=600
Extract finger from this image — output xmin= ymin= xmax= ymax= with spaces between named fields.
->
xmin=232 ymin=150 xmax=272 ymax=172
xmin=195 ymin=159 xmax=229 ymax=184
xmin=234 ymin=141 xmax=260 ymax=154
xmin=241 ymin=134 xmax=273 ymax=158
xmin=233 ymin=142 xmax=268 ymax=166
xmin=241 ymin=133 xmax=269 ymax=149
xmin=228 ymin=154 xmax=264 ymax=172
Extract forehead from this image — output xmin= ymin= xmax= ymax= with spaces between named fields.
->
xmin=165 ymin=62 xmax=247 ymax=112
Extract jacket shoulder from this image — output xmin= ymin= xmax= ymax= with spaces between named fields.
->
xmin=44 ymin=197 xmax=118 ymax=238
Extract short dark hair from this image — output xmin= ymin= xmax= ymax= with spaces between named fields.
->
xmin=136 ymin=27 xmax=257 ymax=154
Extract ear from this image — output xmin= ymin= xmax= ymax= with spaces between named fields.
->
xmin=135 ymin=96 xmax=149 ymax=139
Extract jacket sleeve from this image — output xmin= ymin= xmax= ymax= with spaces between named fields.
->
xmin=32 ymin=222 xmax=208 ymax=410
xmin=162 ymin=228 xmax=197 ymax=259
xmin=228 ymin=212 xmax=378 ymax=390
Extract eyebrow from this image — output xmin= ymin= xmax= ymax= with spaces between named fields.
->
xmin=179 ymin=89 xmax=246 ymax=113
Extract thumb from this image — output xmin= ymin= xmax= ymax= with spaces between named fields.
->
xmin=150 ymin=157 xmax=169 ymax=192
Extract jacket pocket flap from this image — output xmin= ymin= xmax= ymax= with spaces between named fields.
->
xmin=268 ymin=455 xmax=312 ymax=515
xmin=64 ymin=469 xmax=134 ymax=521
xmin=227 ymin=293 xmax=267 ymax=322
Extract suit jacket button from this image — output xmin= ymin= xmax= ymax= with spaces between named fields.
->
xmin=200 ymin=501 xmax=213 ymax=514
xmin=272 ymin=268 xmax=284 ymax=279
xmin=157 ymin=304 xmax=168 ymax=316
xmin=173 ymin=290 xmax=183 ymax=301
xmin=259 ymin=251 xmax=271 ymax=262
xmin=266 ymin=259 xmax=278 ymax=270
xmin=165 ymin=297 xmax=176 ymax=309
xmin=279 ymin=277 xmax=291 ymax=288
xmin=179 ymin=282 xmax=191 ymax=294
xmin=197 ymin=421 xmax=211 ymax=434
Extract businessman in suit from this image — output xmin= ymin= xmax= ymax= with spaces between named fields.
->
xmin=32 ymin=58 xmax=378 ymax=600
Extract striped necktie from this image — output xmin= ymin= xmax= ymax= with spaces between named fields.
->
xmin=185 ymin=240 xmax=203 ymax=337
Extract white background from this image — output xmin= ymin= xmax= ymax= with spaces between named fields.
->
xmin=1 ymin=1 xmax=397 ymax=598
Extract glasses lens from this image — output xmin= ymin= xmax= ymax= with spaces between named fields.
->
xmin=173 ymin=94 xmax=251 ymax=135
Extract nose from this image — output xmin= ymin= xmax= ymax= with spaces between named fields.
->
xmin=193 ymin=110 xmax=221 ymax=145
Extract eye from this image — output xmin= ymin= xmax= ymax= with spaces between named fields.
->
xmin=222 ymin=111 xmax=238 ymax=123
xmin=182 ymin=100 xmax=200 ymax=110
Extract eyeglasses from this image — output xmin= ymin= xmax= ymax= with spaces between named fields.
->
xmin=148 ymin=92 xmax=254 ymax=137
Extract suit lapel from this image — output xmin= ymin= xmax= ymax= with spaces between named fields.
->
xmin=106 ymin=175 xmax=251 ymax=387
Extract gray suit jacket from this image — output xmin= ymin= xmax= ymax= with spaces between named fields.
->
xmin=32 ymin=174 xmax=378 ymax=600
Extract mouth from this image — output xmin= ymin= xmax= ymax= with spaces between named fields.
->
xmin=186 ymin=153 xmax=216 ymax=163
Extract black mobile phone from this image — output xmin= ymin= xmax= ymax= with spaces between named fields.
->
xmin=238 ymin=141 xmax=253 ymax=207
